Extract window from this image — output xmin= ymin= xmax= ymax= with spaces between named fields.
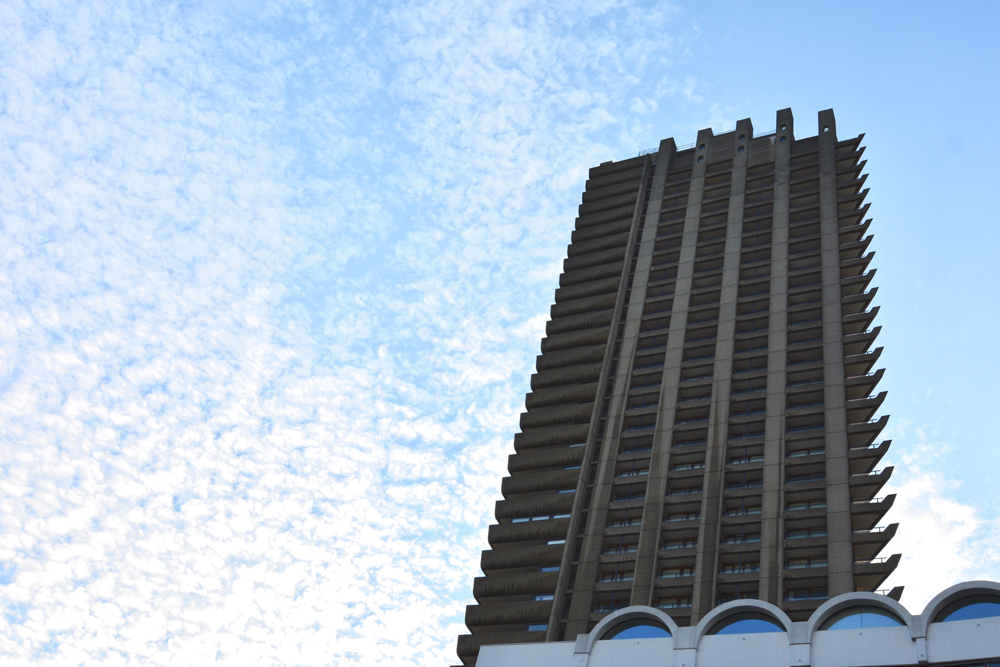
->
xmin=657 ymin=596 xmax=692 ymax=609
xmin=738 ymin=146 xmax=745 ymax=153
xmin=785 ymin=589 xmax=828 ymax=601
xmin=534 ymin=594 xmax=554 ymax=601
xmin=603 ymin=620 xmax=671 ymax=640
xmin=780 ymin=123 xmax=788 ymax=131
xmin=820 ymin=606 xmax=903 ymax=630
xmin=786 ymin=528 xmax=827 ymax=539
xmin=527 ymin=624 xmax=548 ymax=631
xmin=710 ymin=613 xmax=784 ymax=635
xmin=660 ymin=567 xmax=695 ymax=579
xmin=698 ymin=156 xmax=704 ymax=162
xmin=780 ymin=136 xmax=787 ymax=143
xmin=934 ymin=595 xmax=1000 ymax=623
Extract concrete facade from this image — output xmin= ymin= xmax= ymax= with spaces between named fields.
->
xmin=458 ymin=110 xmax=897 ymax=666
xmin=478 ymin=581 xmax=1000 ymax=667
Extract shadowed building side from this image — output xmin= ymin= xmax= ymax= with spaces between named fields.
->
xmin=457 ymin=109 xmax=898 ymax=667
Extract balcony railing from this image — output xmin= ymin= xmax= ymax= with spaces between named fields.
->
xmin=856 ymin=525 xmax=890 ymax=533
xmin=663 ymin=541 xmax=698 ymax=550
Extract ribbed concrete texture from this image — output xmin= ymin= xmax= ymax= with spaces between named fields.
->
xmin=457 ymin=109 xmax=898 ymax=666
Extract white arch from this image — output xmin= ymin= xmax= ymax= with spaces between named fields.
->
xmin=804 ymin=591 xmax=916 ymax=638
xmin=917 ymin=580 xmax=1000 ymax=635
xmin=692 ymin=599 xmax=793 ymax=645
xmin=578 ymin=605 xmax=679 ymax=654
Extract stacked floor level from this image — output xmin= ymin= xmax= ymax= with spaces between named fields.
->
xmin=457 ymin=108 xmax=898 ymax=666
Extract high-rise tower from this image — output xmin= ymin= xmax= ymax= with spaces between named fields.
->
xmin=457 ymin=109 xmax=899 ymax=666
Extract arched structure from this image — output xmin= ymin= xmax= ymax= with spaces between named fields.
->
xmin=805 ymin=592 xmax=915 ymax=637
xmin=477 ymin=580 xmax=1000 ymax=667
xmin=576 ymin=606 xmax=678 ymax=654
xmin=694 ymin=599 xmax=793 ymax=643
xmin=918 ymin=580 xmax=1000 ymax=635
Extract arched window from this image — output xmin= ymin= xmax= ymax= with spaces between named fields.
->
xmin=602 ymin=619 xmax=671 ymax=640
xmin=710 ymin=612 xmax=784 ymax=635
xmin=934 ymin=595 xmax=1000 ymax=623
xmin=819 ymin=606 xmax=904 ymax=631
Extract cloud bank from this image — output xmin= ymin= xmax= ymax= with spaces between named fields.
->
xmin=0 ymin=0 xmax=699 ymax=664
xmin=0 ymin=1 xmax=995 ymax=665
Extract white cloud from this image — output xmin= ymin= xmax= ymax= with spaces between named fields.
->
xmin=0 ymin=0 xmax=706 ymax=664
xmin=879 ymin=426 xmax=1000 ymax=611
xmin=9 ymin=1 xmax=987 ymax=664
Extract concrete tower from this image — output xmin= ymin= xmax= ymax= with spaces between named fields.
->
xmin=457 ymin=109 xmax=898 ymax=666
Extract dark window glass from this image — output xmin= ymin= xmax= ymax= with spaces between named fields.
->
xmin=603 ymin=621 xmax=671 ymax=640
xmin=935 ymin=596 xmax=1000 ymax=623
xmin=820 ymin=606 xmax=904 ymax=631
xmin=711 ymin=613 xmax=784 ymax=635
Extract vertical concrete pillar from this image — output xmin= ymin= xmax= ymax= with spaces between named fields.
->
xmin=561 ymin=154 xmax=660 ymax=638
xmin=759 ymin=108 xmax=793 ymax=604
xmin=690 ymin=118 xmax=752 ymax=620
xmin=655 ymin=127 xmax=713 ymax=617
xmin=817 ymin=109 xmax=854 ymax=597
xmin=629 ymin=138 xmax=681 ymax=606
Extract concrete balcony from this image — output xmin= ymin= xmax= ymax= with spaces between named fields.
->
xmin=850 ymin=494 xmax=895 ymax=530
xmin=481 ymin=543 xmax=564 ymax=574
xmin=837 ymin=188 xmax=869 ymax=213
xmin=839 ymin=251 xmax=875 ymax=280
xmin=848 ymin=414 xmax=889 ymax=449
xmin=848 ymin=440 xmax=889 ymax=474
xmin=465 ymin=599 xmax=552 ymax=629
xmin=570 ymin=216 xmax=632 ymax=244
xmin=844 ymin=347 xmax=882 ymax=377
xmin=841 ymin=268 xmax=876 ymax=296
xmin=849 ymin=465 xmax=892 ymax=501
xmin=846 ymin=391 xmax=886 ymax=423
xmin=851 ymin=523 xmax=898 ymax=561
xmin=524 ymin=381 xmax=600 ymax=409
xmin=845 ymin=367 xmax=883 ymax=400
xmin=838 ymin=201 xmax=870 ymax=228
xmin=507 ymin=446 xmax=586 ymax=474
xmin=502 ymin=470 xmax=580 ymax=497
xmin=842 ymin=287 xmax=877 ymax=316
xmin=495 ymin=492 xmax=575 ymax=521
xmin=853 ymin=552 xmax=901 ymax=591
xmin=843 ymin=326 xmax=880 ymax=356
xmin=473 ymin=571 xmax=560 ymax=599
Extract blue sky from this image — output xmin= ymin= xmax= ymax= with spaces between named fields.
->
xmin=0 ymin=0 xmax=998 ymax=664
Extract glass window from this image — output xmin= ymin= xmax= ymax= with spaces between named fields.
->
xmin=820 ymin=606 xmax=904 ymax=631
xmin=710 ymin=612 xmax=784 ymax=635
xmin=934 ymin=595 xmax=1000 ymax=623
xmin=603 ymin=620 xmax=671 ymax=640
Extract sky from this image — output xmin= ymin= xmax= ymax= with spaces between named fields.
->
xmin=0 ymin=0 xmax=998 ymax=665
